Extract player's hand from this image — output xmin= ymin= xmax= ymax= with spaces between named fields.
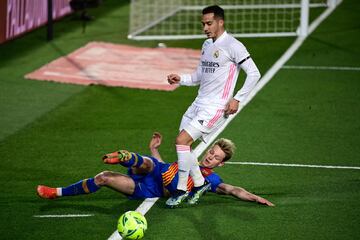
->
xmin=167 ymin=74 xmax=180 ymax=84
xmin=257 ymin=197 xmax=275 ymax=207
xmin=149 ymin=132 xmax=162 ymax=150
xmin=224 ymin=98 xmax=239 ymax=116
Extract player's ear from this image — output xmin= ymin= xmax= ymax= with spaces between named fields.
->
xmin=218 ymin=161 xmax=225 ymax=167
xmin=219 ymin=19 xmax=224 ymax=27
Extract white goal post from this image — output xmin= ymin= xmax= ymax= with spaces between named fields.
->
xmin=128 ymin=0 xmax=340 ymax=40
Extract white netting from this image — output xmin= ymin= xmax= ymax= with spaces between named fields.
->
xmin=128 ymin=0 xmax=333 ymax=40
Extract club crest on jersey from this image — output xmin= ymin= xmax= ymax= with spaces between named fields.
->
xmin=213 ymin=50 xmax=220 ymax=58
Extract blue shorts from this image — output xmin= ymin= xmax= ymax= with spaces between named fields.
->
xmin=127 ymin=157 xmax=165 ymax=199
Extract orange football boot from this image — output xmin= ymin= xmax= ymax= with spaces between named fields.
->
xmin=102 ymin=150 xmax=132 ymax=164
xmin=37 ymin=185 xmax=58 ymax=199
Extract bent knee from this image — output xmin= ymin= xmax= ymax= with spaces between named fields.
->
xmin=175 ymin=135 xmax=184 ymax=145
xmin=94 ymin=171 xmax=113 ymax=186
xmin=175 ymin=130 xmax=193 ymax=145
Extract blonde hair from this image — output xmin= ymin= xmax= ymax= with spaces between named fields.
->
xmin=213 ymin=138 xmax=236 ymax=162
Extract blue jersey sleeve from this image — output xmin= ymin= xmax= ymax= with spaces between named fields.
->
xmin=205 ymin=172 xmax=223 ymax=193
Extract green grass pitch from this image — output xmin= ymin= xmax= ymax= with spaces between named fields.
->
xmin=0 ymin=0 xmax=359 ymax=239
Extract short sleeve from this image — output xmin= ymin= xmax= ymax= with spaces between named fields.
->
xmin=205 ymin=172 xmax=223 ymax=192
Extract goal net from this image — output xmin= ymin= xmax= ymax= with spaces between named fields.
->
xmin=128 ymin=0 xmax=339 ymax=40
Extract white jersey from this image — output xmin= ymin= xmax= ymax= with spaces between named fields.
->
xmin=180 ymin=31 xmax=259 ymax=109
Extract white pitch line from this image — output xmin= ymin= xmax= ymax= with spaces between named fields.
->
xmin=33 ymin=214 xmax=94 ymax=218
xmin=282 ymin=65 xmax=360 ymax=71
xmin=226 ymin=161 xmax=360 ymax=170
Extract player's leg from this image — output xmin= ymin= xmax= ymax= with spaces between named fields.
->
xmin=176 ymin=128 xmax=206 ymax=188
xmin=94 ymin=171 xmax=135 ymax=195
xmin=182 ymin=125 xmax=211 ymax=205
xmin=181 ymin=108 xmax=216 ymax=189
xmin=165 ymin=130 xmax=194 ymax=206
xmin=167 ymin=127 xmax=210 ymax=207
xmin=175 ymin=130 xmax=195 ymax=191
xmin=103 ymin=150 xmax=154 ymax=171
xmin=173 ymin=105 xmax=197 ymax=191
xmin=37 ymin=171 xmax=135 ymax=199
xmin=166 ymin=106 xmax=203 ymax=207
xmin=37 ymin=177 xmax=101 ymax=199
xmin=187 ymin=108 xmax=226 ymax=204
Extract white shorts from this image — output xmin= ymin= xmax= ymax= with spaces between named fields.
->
xmin=179 ymin=104 xmax=226 ymax=143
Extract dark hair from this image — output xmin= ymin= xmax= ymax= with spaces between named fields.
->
xmin=202 ymin=5 xmax=225 ymax=20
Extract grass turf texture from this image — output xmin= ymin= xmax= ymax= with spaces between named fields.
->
xmin=0 ymin=0 xmax=359 ymax=239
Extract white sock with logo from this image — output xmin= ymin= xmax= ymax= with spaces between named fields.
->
xmin=189 ymin=151 xmax=205 ymax=187
xmin=176 ymin=145 xmax=192 ymax=192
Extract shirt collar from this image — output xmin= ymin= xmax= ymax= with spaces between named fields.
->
xmin=213 ymin=31 xmax=227 ymax=44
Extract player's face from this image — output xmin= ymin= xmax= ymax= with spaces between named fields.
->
xmin=201 ymin=13 xmax=224 ymax=40
xmin=200 ymin=145 xmax=226 ymax=168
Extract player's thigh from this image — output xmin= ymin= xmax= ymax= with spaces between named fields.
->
xmin=132 ymin=156 xmax=155 ymax=174
xmin=175 ymin=129 xmax=195 ymax=145
xmin=200 ymin=108 xmax=226 ymax=131
xmin=95 ymin=171 xmax=135 ymax=195
xmin=179 ymin=104 xmax=198 ymax=131
xmin=187 ymin=108 xmax=225 ymax=132
xmin=201 ymin=119 xmax=226 ymax=143
xmin=185 ymin=107 xmax=226 ymax=143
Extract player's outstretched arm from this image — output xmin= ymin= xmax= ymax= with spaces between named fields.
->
xmin=149 ymin=132 xmax=164 ymax=163
xmin=216 ymin=182 xmax=274 ymax=206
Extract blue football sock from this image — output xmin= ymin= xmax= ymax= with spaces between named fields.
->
xmin=119 ymin=152 xmax=144 ymax=168
xmin=61 ymin=178 xmax=100 ymax=196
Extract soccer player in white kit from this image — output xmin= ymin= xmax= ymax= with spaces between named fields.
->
xmin=166 ymin=5 xmax=261 ymax=207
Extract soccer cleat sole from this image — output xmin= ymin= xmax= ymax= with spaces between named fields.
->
xmin=187 ymin=183 xmax=211 ymax=205
xmin=165 ymin=192 xmax=189 ymax=208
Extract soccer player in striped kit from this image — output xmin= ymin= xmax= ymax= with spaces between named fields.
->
xmin=37 ymin=132 xmax=274 ymax=207
xmin=166 ymin=5 xmax=261 ymax=207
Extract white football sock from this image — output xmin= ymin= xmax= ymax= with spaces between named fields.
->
xmin=176 ymin=145 xmax=192 ymax=192
xmin=189 ymin=151 xmax=205 ymax=187
xmin=56 ymin=188 xmax=62 ymax=197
